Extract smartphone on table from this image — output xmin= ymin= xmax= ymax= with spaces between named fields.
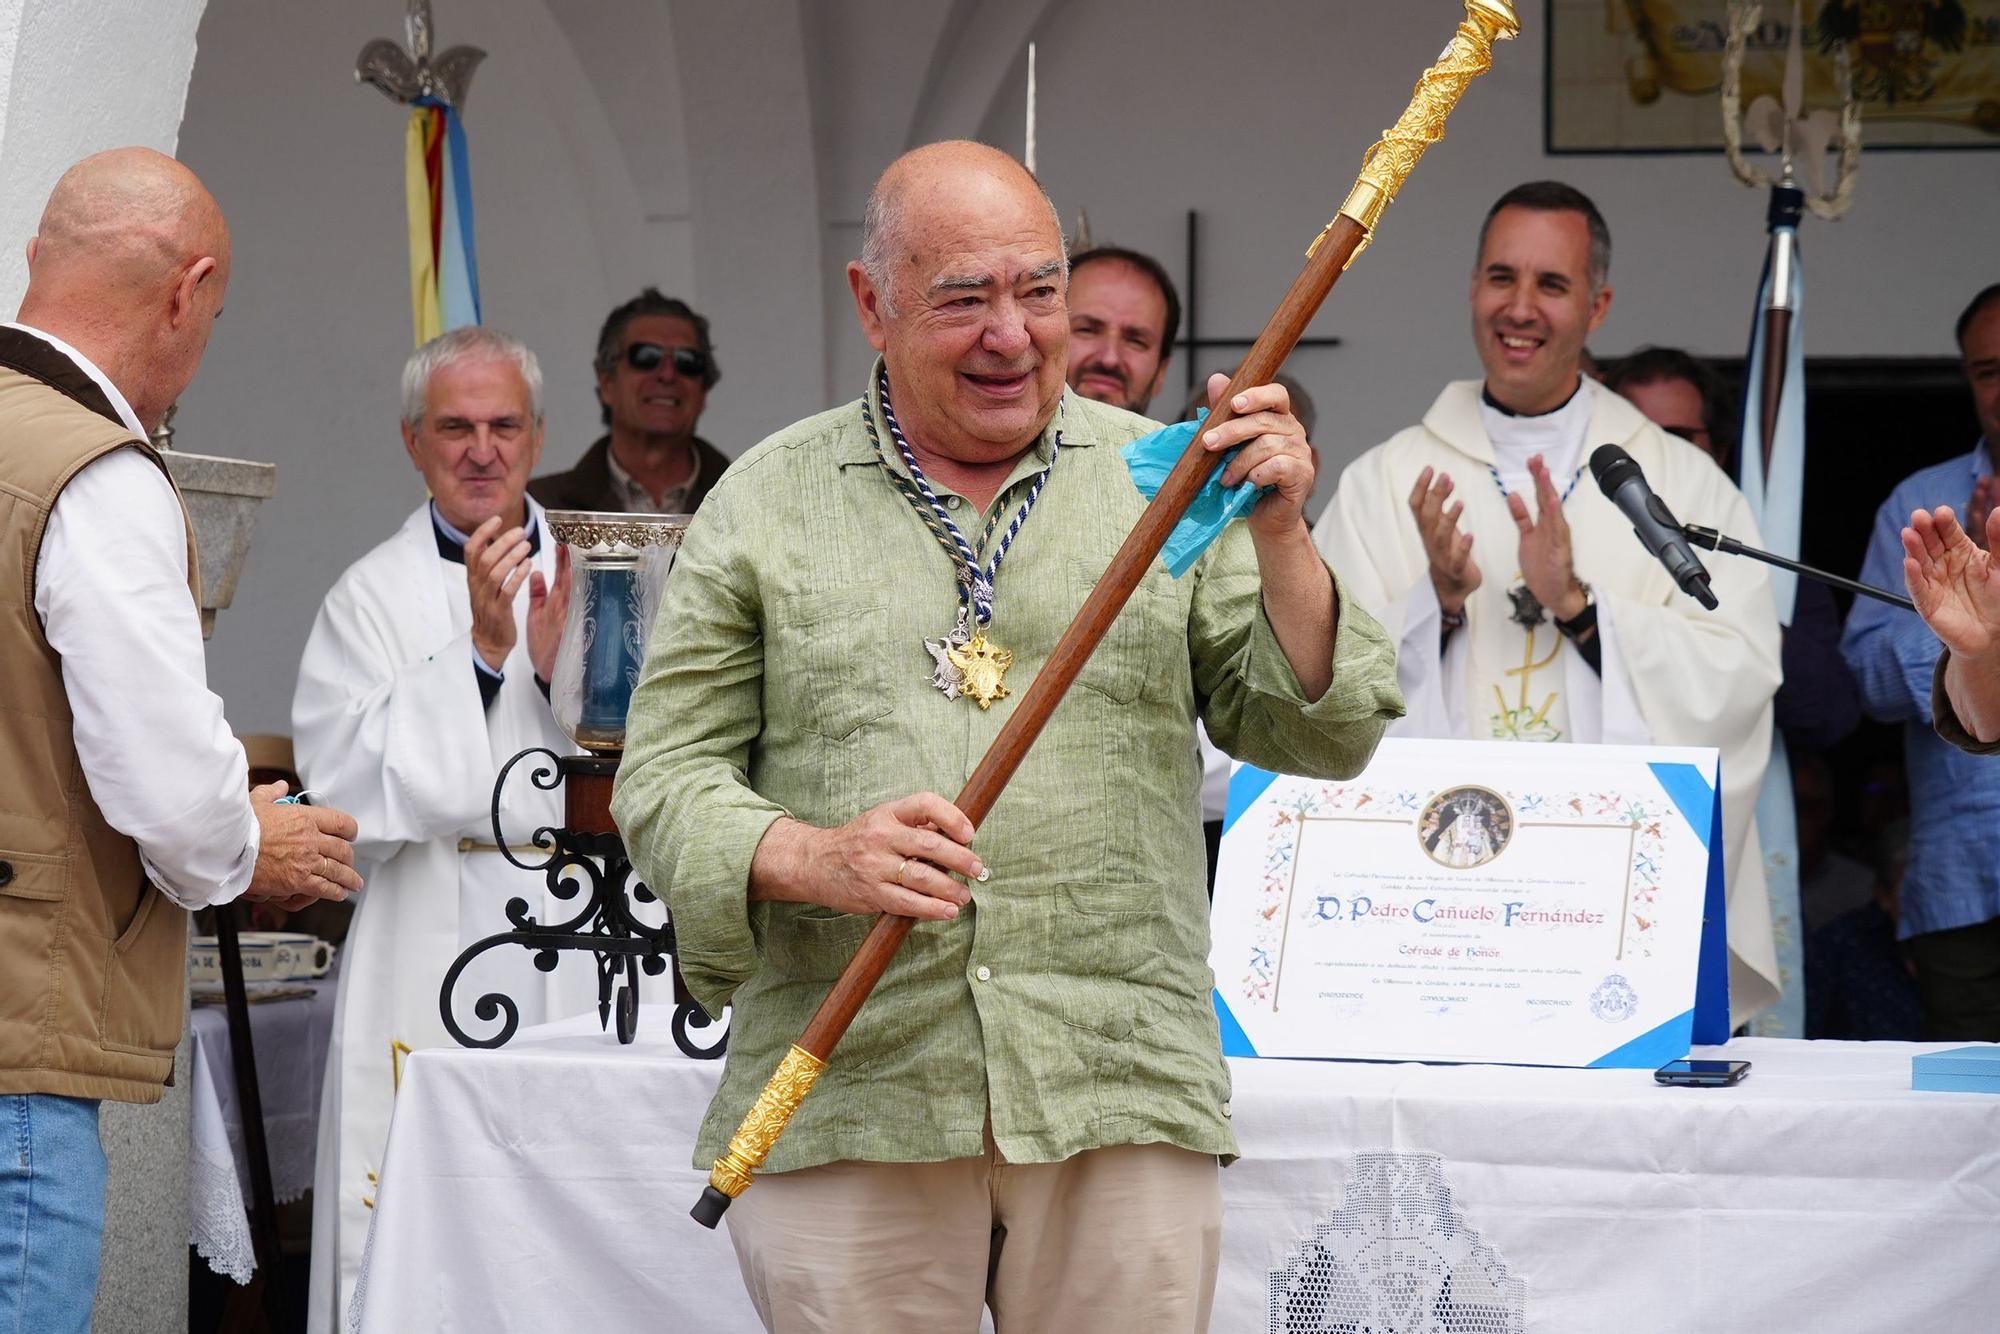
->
xmin=1653 ymin=1059 xmax=1750 ymax=1087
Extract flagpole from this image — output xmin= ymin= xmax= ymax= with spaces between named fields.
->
xmin=1719 ymin=0 xmax=1862 ymax=1045
xmin=1756 ymin=177 xmax=1803 ymax=479
xmin=1024 ymin=42 xmax=1037 ymax=174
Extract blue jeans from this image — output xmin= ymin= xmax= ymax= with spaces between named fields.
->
xmin=0 ymin=1095 xmax=105 ymax=1334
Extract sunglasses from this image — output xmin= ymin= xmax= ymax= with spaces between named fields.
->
xmin=625 ymin=342 xmax=709 ymax=380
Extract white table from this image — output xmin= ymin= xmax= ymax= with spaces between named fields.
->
xmin=353 ymin=1011 xmax=2000 ymax=1333
xmin=188 ymin=974 xmax=338 ymax=1282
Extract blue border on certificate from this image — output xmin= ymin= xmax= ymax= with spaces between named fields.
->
xmin=1213 ymin=990 xmax=1258 ymax=1058
xmin=1648 ymin=758 xmax=1732 ymax=1045
xmin=1646 ymin=761 xmax=1715 ymax=851
xmin=1586 ymin=1010 xmax=1694 ymax=1069
xmin=1223 ymin=764 xmax=1279 ymax=833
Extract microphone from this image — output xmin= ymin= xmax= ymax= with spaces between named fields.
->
xmin=1588 ymin=445 xmax=1719 ymax=610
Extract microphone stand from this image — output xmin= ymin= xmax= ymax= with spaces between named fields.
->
xmin=1679 ymin=524 xmax=1914 ymax=612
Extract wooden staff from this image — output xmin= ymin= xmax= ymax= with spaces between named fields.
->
xmin=692 ymin=0 xmax=1522 ymax=1229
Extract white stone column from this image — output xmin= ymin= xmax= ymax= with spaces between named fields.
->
xmin=0 ymin=0 xmax=209 ymax=311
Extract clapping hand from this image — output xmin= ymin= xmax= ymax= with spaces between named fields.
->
xmin=1968 ymin=476 xmax=1996 ymax=552
xmin=464 ymin=515 xmax=534 ymax=672
xmin=527 ymin=542 xmax=571 ymax=682
xmin=1904 ymin=504 xmax=2000 ymax=660
xmin=1408 ymin=466 xmax=1481 ymax=616
xmin=1509 ymin=455 xmax=1587 ymax=622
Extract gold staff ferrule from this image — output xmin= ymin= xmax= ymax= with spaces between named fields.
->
xmin=1308 ymin=0 xmax=1521 ymax=266
xmin=705 ymin=1044 xmax=827 ymax=1199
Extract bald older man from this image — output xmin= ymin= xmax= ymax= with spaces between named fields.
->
xmin=613 ymin=141 xmax=1400 ymax=1332
xmin=0 ymin=149 xmax=360 ymax=1331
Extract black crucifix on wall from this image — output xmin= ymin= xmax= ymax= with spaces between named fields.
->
xmin=1179 ymin=209 xmax=1342 ymax=398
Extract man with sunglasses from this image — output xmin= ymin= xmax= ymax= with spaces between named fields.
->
xmin=1602 ymin=346 xmax=1732 ymax=466
xmin=529 ymin=288 xmax=730 ymax=516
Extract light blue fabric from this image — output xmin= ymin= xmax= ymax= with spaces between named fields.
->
xmin=1737 ymin=231 xmax=1809 ymax=1035
xmin=1841 ymin=441 xmax=2000 ymax=939
xmin=1746 ymin=731 xmax=1805 ymax=1037
xmin=1120 ymin=410 xmax=1267 ymax=577
xmin=0 ymin=1095 xmax=106 ymax=1334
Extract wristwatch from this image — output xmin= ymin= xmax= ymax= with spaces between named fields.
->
xmin=1553 ymin=580 xmax=1595 ymax=637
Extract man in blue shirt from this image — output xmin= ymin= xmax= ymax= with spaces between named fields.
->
xmin=1842 ymin=282 xmax=2000 ymax=1039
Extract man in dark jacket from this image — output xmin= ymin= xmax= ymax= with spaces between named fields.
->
xmin=529 ymin=288 xmax=729 ymax=513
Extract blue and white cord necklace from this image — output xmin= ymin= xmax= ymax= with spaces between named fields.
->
xmin=863 ymin=366 xmax=1061 ymax=708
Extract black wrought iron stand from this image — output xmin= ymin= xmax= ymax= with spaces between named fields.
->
xmin=439 ymin=747 xmax=725 ymax=1058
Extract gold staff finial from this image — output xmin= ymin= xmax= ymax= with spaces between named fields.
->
xmin=1313 ymin=0 xmax=1520 ymax=267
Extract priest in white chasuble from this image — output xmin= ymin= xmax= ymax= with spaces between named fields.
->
xmin=1314 ymin=182 xmax=1784 ymax=1025
xmin=294 ymin=327 xmax=592 ymax=1333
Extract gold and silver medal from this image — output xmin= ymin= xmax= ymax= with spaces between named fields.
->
xmin=869 ymin=369 xmax=1055 ymax=710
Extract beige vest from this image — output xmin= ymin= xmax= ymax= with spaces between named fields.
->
xmin=0 ymin=348 xmax=201 ymax=1102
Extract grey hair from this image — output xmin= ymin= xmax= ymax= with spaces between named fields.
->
xmin=858 ymin=185 xmax=906 ymax=313
xmin=401 ymin=326 xmax=544 ymax=428
xmin=858 ymin=161 xmax=1068 ymax=316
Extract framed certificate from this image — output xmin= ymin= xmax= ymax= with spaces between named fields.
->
xmin=1546 ymin=0 xmax=2000 ymax=153
xmin=1210 ymin=739 xmax=1729 ymax=1068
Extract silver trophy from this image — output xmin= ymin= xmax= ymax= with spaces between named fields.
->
xmin=543 ymin=510 xmax=690 ymax=753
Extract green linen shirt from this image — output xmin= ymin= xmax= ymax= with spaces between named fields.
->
xmin=610 ymin=366 xmax=1405 ymax=1174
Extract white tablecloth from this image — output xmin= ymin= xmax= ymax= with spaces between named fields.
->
xmin=353 ymin=1011 xmax=2000 ymax=1333
xmin=188 ymin=974 xmax=338 ymax=1282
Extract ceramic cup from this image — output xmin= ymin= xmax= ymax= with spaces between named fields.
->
xmin=188 ymin=935 xmax=221 ymax=984
xmin=188 ymin=932 xmax=333 ymax=983
xmin=242 ymin=931 xmax=336 ymax=979
xmin=234 ymin=939 xmax=279 ymax=980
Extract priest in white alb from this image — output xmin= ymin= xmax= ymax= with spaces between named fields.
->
xmin=1314 ymin=182 xmax=1784 ymax=1024
xmin=293 ymin=327 xmax=598 ymax=1332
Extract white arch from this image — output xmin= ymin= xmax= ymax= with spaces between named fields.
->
xmin=0 ymin=0 xmax=210 ymax=310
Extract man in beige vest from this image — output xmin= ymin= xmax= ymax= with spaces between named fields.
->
xmin=0 ymin=148 xmax=362 ymax=1332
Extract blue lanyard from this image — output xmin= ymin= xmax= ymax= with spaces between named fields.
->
xmin=863 ymin=367 xmax=1060 ymax=629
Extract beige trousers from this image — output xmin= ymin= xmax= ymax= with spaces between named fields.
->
xmin=724 ymin=1137 xmax=1222 ymax=1334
